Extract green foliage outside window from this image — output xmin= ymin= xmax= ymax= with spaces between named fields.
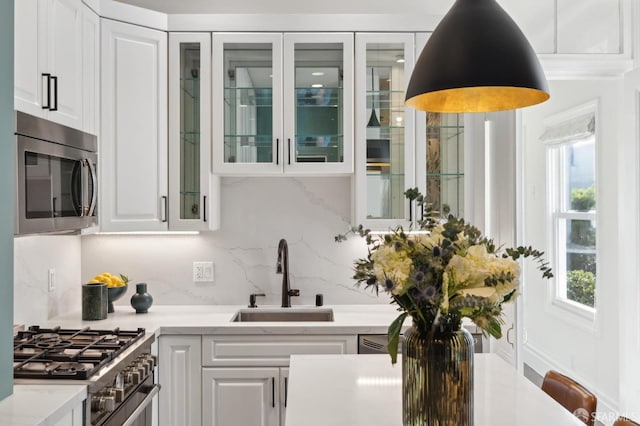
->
xmin=570 ymin=186 xmax=596 ymax=211
xmin=567 ymin=269 xmax=595 ymax=307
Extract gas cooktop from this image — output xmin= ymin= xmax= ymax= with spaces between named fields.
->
xmin=13 ymin=326 xmax=146 ymax=380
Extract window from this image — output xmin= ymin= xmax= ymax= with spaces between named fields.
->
xmin=544 ymin=102 xmax=597 ymax=311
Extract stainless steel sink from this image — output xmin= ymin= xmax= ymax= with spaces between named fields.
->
xmin=231 ymin=308 xmax=334 ymax=322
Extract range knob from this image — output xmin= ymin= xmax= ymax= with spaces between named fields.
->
xmin=103 ymin=395 xmax=116 ymax=412
xmin=143 ymin=354 xmax=157 ymax=368
xmin=124 ymin=370 xmax=137 ymax=386
xmin=139 ymin=359 xmax=153 ymax=375
xmin=91 ymin=395 xmax=105 ymax=412
xmin=114 ymin=387 xmax=125 ymax=403
xmin=130 ymin=370 xmax=141 ymax=385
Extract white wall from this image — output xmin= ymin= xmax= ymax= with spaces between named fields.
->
xmin=520 ymin=79 xmax=622 ymax=419
xmin=81 ymin=177 xmax=377 ymax=307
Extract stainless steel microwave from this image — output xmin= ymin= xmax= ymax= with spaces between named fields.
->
xmin=15 ymin=111 xmax=98 ymax=235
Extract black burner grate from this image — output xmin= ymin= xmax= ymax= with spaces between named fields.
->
xmin=13 ymin=326 xmax=146 ymax=380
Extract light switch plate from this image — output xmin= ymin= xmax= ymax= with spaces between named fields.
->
xmin=193 ymin=261 xmax=214 ymax=282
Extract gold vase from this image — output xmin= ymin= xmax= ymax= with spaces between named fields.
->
xmin=402 ymin=323 xmax=474 ymax=426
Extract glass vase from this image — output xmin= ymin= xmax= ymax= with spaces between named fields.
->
xmin=402 ymin=323 xmax=474 ymax=426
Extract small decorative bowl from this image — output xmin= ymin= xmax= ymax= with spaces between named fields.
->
xmin=107 ymin=285 xmax=128 ymax=313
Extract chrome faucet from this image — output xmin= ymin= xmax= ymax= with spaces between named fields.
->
xmin=277 ymin=239 xmax=300 ymax=308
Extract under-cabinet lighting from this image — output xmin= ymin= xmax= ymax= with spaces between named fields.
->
xmin=94 ymin=231 xmax=200 ymax=236
xmin=311 ymin=83 xmax=323 ymax=88
xmin=368 ymin=230 xmax=431 ymax=236
xmin=311 ymin=72 xmax=325 ymax=76
xmin=357 ymin=376 xmax=402 ymax=387
xmin=395 ymin=56 xmax=405 ymax=63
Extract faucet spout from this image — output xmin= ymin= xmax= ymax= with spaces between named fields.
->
xmin=277 ymin=239 xmax=299 ymax=307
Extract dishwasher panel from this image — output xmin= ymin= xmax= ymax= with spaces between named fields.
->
xmin=358 ymin=328 xmax=484 ymax=354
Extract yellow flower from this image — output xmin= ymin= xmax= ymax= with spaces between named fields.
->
xmin=444 ymin=244 xmax=521 ymax=303
xmin=371 ymin=245 xmax=413 ymax=296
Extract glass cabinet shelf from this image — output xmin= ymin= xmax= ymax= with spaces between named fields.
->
xmin=224 ymin=134 xmax=273 ymax=138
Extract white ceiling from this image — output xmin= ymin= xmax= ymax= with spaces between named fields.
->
xmin=114 ymin=0 xmax=453 ymax=15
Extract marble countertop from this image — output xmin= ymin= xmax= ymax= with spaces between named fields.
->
xmin=285 ymin=354 xmax=585 ymax=426
xmin=7 ymin=304 xmax=482 ymax=425
xmin=6 ymin=304 xmax=399 ymax=426
xmin=0 ymin=385 xmax=86 ymax=426
xmin=46 ymin=304 xmax=411 ymax=335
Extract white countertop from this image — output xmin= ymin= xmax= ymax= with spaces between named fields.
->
xmin=285 ymin=353 xmax=585 ymax=426
xmin=46 ymin=304 xmax=408 ymax=335
xmin=9 ymin=304 xmax=479 ymax=426
xmin=0 ymin=385 xmax=86 ymax=426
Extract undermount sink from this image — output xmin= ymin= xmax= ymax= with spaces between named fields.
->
xmin=231 ymin=308 xmax=334 ymax=322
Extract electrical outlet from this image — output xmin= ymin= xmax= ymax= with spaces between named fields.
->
xmin=193 ymin=261 xmax=214 ymax=282
xmin=48 ymin=268 xmax=56 ymax=292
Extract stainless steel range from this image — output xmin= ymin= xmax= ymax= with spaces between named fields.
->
xmin=14 ymin=326 xmax=159 ymax=426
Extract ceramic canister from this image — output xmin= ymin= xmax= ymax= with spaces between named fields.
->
xmin=82 ymin=283 xmax=108 ymax=320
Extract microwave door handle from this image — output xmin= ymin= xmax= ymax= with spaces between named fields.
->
xmin=86 ymin=159 xmax=98 ymax=216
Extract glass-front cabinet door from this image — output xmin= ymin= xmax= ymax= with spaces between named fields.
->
xmin=423 ymin=112 xmax=465 ymax=219
xmin=414 ymin=34 xmax=467 ymax=222
xmin=169 ymin=33 xmax=214 ymax=230
xmin=283 ymin=33 xmax=353 ymax=174
xmin=354 ymin=33 xmax=415 ymax=229
xmin=213 ymin=33 xmax=352 ymax=175
xmin=212 ymin=33 xmax=283 ymax=174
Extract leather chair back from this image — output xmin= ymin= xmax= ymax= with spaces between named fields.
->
xmin=614 ymin=417 xmax=640 ymax=426
xmin=541 ymin=370 xmax=597 ymax=426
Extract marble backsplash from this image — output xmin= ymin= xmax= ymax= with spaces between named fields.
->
xmin=13 ymin=177 xmax=385 ymax=324
xmin=81 ymin=176 xmax=380 ymax=309
xmin=14 ymin=235 xmax=82 ymax=325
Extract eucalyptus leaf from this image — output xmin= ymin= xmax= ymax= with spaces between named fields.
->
xmin=388 ymin=312 xmax=408 ymax=364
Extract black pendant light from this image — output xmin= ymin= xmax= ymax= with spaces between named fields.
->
xmin=367 ymin=68 xmax=381 ymax=127
xmin=405 ymin=0 xmax=550 ymax=113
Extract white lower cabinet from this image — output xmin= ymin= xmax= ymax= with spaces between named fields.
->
xmin=201 ymin=335 xmax=355 ymax=426
xmin=158 ymin=335 xmax=202 ymax=426
xmin=51 ymin=399 xmax=84 ymax=426
xmin=158 ymin=334 xmax=355 ymax=426
xmin=202 ymin=367 xmax=281 ymax=426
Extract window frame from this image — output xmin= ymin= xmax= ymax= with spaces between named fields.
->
xmin=544 ymin=100 xmax=598 ymax=324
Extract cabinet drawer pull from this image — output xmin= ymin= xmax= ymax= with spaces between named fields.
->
xmin=287 ymin=138 xmax=291 ymax=165
xmin=271 ymin=377 xmax=275 ymax=408
xmin=276 ymin=138 xmax=279 ymax=165
xmin=50 ymin=75 xmax=58 ymax=111
xmin=42 ymin=73 xmax=51 ymax=110
xmin=284 ymin=377 xmax=288 ymax=407
xmin=203 ymin=195 xmax=207 ymax=222
xmin=161 ymin=196 xmax=168 ymax=223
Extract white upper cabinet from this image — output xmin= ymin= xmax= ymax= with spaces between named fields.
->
xmin=354 ymin=33 xmax=468 ymax=232
xmin=100 ymin=20 xmax=168 ymax=232
xmin=81 ymin=3 xmax=100 ymax=136
xmin=169 ymin=33 xmax=219 ymax=231
xmin=212 ymin=33 xmax=283 ymax=175
xmin=354 ymin=33 xmax=416 ymax=230
xmin=212 ymin=32 xmax=353 ymax=175
xmin=14 ymin=0 xmax=85 ymax=131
